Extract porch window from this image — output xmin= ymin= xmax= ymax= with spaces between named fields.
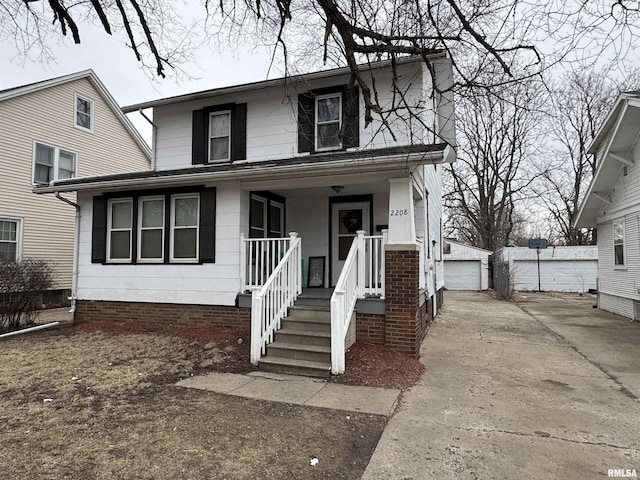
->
xmin=138 ymin=196 xmax=165 ymax=262
xmin=107 ymin=199 xmax=133 ymax=262
xmin=208 ymin=111 xmax=231 ymax=162
xmin=33 ymin=142 xmax=77 ymax=183
xmin=614 ymin=220 xmax=625 ymax=266
xmin=0 ymin=218 xmax=21 ymax=262
xmin=171 ymin=194 xmax=199 ymax=262
xmin=315 ymin=93 xmax=342 ymax=150
xmin=250 ymin=193 xmax=286 ymax=238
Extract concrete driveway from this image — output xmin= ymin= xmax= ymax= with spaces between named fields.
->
xmin=363 ymin=291 xmax=640 ymax=479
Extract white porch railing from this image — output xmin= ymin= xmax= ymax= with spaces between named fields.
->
xmin=240 ymin=234 xmax=292 ymax=291
xmin=250 ymin=232 xmax=302 ymax=365
xmin=330 ymin=229 xmax=387 ymax=374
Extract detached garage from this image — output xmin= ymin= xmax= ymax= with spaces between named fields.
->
xmin=443 ymin=240 xmax=492 ymax=290
xmin=496 ymin=246 xmax=598 ymax=293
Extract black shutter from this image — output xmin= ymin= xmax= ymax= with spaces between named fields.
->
xmin=91 ymin=196 xmax=107 ymax=263
xmin=298 ymin=92 xmax=314 ymax=153
xmin=343 ymin=86 xmax=360 ymax=149
xmin=199 ymin=188 xmax=216 ymax=263
xmin=192 ymin=109 xmax=206 ymax=165
xmin=231 ymin=103 xmax=247 ymax=161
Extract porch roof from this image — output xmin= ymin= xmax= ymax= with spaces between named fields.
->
xmin=33 ymin=143 xmax=450 ymax=194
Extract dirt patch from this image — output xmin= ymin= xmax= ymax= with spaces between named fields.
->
xmin=0 ymin=327 xmax=385 ymax=479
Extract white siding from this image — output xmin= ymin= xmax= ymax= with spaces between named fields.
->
xmin=153 ymin=62 xmax=435 ymax=170
xmin=0 ymin=78 xmax=150 ymax=289
xmin=443 ymin=241 xmax=491 ymax=290
xmin=421 ymin=163 xmax=443 ymax=295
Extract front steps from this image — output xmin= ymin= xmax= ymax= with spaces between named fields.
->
xmin=258 ymin=305 xmax=332 ymax=377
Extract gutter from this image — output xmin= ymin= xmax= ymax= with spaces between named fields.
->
xmin=54 ymin=192 xmax=80 ymax=314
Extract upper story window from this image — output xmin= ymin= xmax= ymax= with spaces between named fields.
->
xmin=33 ymin=142 xmax=77 ymax=184
xmin=192 ymin=104 xmax=247 ymax=165
xmin=0 ymin=218 xmax=21 ymax=262
xmin=75 ymin=94 xmax=94 ymax=132
xmin=614 ymin=220 xmax=625 ymax=267
xmin=315 ymin=93 xmax=342 ymax=151
xmin=209 ymin=111 xmax=231 ymax=162
xmin=298 ymin=86 xmax=359 ymax=154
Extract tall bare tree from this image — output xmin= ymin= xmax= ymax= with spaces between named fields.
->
xmin=444 ymin=74 xmax=545 ymax=251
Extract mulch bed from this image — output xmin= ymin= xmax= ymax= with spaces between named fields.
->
xmin=72 ymin=321 xmax=426 ymax=390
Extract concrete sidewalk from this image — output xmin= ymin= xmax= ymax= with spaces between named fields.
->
xmin=177 ymin=371 xmax=400 ymax=417
xmin=363 ymin=291 xmax=640 ymax=479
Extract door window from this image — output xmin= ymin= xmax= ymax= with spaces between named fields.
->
xmin=337 ymin=208 xmax=362 ymax=260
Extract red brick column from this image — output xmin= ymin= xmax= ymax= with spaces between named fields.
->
xmin=384 ymin=246 xmax=421 ymax=357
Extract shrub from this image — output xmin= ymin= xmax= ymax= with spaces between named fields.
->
xmin=0 ymin=258 xmax=54 ymax=332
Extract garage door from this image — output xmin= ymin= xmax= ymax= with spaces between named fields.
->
xmin=444 ymin=260 xmax=481 ymax=290
xmin=512 ymin=260 xmax=597 ymax=292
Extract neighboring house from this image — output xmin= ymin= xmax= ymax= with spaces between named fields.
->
xmin=34 ymin=55 xmax=456 ymax=375
xmin=495 ymin=246 xmax=598 ymax=293
xmin=0 ymin=70 xmax=151 ymax=303
xmin=575 ymin=91 xmax=640 ymax=320
xmin=443 ymin=239 xmax=491 ymax=290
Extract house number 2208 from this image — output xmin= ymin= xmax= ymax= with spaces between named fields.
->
xmin=390 ymin=209 xmax=408 ymax=216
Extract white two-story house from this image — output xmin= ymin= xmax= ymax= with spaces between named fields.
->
xmin=34 ymin=55 xmax=456 ymax=375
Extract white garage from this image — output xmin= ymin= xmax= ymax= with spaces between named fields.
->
xmin=443 ymin=240 xmax=492 ymax=290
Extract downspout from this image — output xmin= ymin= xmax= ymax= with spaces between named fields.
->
xmin=55 ymin=192 xmax=80 ymax=314
xmin=138 ymin=108 xmax=157 ymax=170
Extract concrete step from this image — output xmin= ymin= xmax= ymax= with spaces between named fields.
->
xmin=267 ymin=341 xmax=331 ymax=363
xmin=258 ymin=356 xmax=331 ymax=378
xmin=281 ymin=317 xmax=331 ymax=334
xmin=276 ymin=328 xmax=331 ymax=347
xmin=287 ymin=305 xmax=331 ymax=322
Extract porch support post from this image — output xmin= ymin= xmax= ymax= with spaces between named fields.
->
xmin=356 ymin=230 xmax=366 ymax=298
xmin=387 ymin=177 xmax=416 ymax=245
xmin=240 ymin=233 xmax=247 ymax=293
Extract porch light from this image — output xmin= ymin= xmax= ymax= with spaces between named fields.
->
xmin=331 ymin=185 xmax=344 ymax=194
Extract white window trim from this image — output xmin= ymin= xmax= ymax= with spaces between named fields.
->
xmin=208 ymin=110 xmax=231 ymax=163
xmin=170 ymin=193 xmax=200 ymax=263
xmin=315 ymin=92 xmax=343 ymax=152
xmin=106 ymin=198 xmax=133 ymax=263
xmin=74 ymin=93 xmax=94 ymax=133
xmin=613 ymin=219 xmax=626 ymax=268
xmin=137 ymin=196 xmax=165 ymax=263
xmin=0 ymin=216 xmax=23 ymax=262
xmin=32 ymin=141 xmax=78 ymax=184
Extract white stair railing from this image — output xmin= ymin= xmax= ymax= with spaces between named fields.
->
xmin=240 ymin=234 xmax=292 ymax=291
xmin=250 ymin=232 xmax=302 ymax=365
xmin=363 ymin=229 xmax=387 ymax=297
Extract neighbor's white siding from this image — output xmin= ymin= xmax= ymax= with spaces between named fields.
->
xmin=76 ymin=186 xmax=242 ymax=306
xmin=0 ymin=78 xmax=150 ymax=289
xmin=153 ymin=62 xmax=434 ymax=171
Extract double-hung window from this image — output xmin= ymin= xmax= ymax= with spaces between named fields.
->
xmin=107 ymin=199 xmax=133 ymax=263
xmin=209 ymin=111 xmax=231 ymax=162
xmin=614 ymin=220 xmax=625 ymax=267
xmin=171 ymin=194 xmax=200 ymax=262
xmin=138 ymin=196 xmax=165 ymax=262
xmin=33 ymin=142 xmax=77 ymax=183
xmin=75 ymin=94 xmax=94 ymax=132
xmin=0 ymin=218 xmax=21 ymax=262
xmin=315 ymin=93 xmax=342 ymax=150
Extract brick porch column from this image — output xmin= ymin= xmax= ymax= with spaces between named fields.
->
xmin=384 ymin=245 xmax=421 ymax=356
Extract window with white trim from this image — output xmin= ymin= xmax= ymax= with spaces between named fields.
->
xmin=107 ymin=198 xmax=133 ymax=262
xmin=315 ymin=93 xmax=342 ymax=150
xmin=614 ymin=220 xmax=625 ymax=266
xmin=208 ymin=111 xmax=231 ymax=162
xmin=171 ymin=194 xmax=200 ymax=262
xmin=33 ymin=142 xmax=77 ymax=183
xmin=75 ymin=94 xmax=94 ymax=132
xmin=138 ymin=196 xmax=165 ymax=262
xmin=0 ymin=218 xmax=21 ymax=262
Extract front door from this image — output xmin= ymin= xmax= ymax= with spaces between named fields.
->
xmin=331 ymin=202 xmax=371 ymax=285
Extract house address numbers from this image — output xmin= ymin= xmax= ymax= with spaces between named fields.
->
xmin=390 ymin=209 xmax=408 ymax=216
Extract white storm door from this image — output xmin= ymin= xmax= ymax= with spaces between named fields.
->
xmin=331 ymin=202 xmax=370 ymax=286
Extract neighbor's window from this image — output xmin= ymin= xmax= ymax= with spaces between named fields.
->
xmin=107 ymin=199 xmax=133 ymax=262
xmin=171 ymin=194 xmax=200 ymax=262
xmin=33 ymin=142 xmax=77 ymax=183
xmin=614 ymin=220 xmax=625 ymax=266
xmin=0 ymin=218 xmax=20 ymax=262
xmin=208 ymin=111 xmax=231 ymax=162
xmin=315 ymin=93 xmax=342 ymax=150
xmin=75 ymin=94 xmax=94 ymax=132
xmin=138 ymin=196 xmax=165 ymax=262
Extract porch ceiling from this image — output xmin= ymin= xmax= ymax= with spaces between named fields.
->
xmin=271 ymin=181 xmax=390 ymax=198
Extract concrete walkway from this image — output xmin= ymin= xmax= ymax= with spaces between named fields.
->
xmin=363 ymin=291 xmax=640 ymax=479
xmin=177 ymin=371 xmax=400 ymax=417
